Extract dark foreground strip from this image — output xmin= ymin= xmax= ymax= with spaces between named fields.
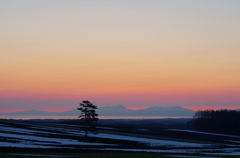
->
xmin=0 ymin=147 xmax=164 ymax=154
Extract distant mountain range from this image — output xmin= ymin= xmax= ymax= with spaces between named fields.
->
xmin=0 ymin=105 xmax=196 ymax=117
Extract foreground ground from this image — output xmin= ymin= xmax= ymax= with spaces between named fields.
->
xmin=0 ymin=119 xmax=240 ymax=157
xmin=1 ymin=152 xmax=240 ymax=158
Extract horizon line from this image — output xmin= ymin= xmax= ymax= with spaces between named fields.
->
xmin=1 ymin=105 xmax=240 ymax=114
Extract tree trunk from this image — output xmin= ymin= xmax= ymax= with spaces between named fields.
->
xmin=84 ymin=114 xmax=88 ymax=138
xmin=85 ymin=129 xmax=88 ymax=138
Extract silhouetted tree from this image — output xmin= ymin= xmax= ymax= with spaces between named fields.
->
xmin=190 ymin=109 xmax=240 ymax=135
xmin=78 ymin=100 xmax=98 ymax=138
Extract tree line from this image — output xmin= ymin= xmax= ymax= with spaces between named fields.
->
xmin=189 ymin=109 xmax=240 ymax=135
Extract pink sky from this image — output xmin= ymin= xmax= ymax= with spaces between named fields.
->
xmin=0 ymin=1 xmax=240 ymax=113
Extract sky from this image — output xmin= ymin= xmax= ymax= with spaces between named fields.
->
xmin=1 ymin=0 xmax=240 ymax=113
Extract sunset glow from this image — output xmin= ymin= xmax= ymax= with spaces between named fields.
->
xmin=1 ymin=1 xmax=240 ymax=113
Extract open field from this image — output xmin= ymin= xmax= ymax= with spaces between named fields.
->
xmin=1 ymin=119 xmax=240 ymax=157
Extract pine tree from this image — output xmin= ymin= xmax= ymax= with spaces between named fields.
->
xmin=77 ymin=100 xmax=98 ymax=138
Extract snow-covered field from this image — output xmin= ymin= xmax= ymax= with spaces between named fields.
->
xmin=0 ymin=120 xmax=240 ymax=155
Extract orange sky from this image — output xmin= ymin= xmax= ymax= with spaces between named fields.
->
xmin=0 ymin=1 xmax=240 ymax=113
